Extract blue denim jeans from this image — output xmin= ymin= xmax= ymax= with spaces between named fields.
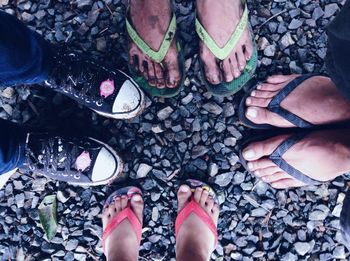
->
xmin=0 ymin=11 xmax=54 ymax=175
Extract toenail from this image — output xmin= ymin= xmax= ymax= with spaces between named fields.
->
xmin=247 ymin=162 xmax=253 ymax=170
xmin=212 ymin=75 xmax=219 ymax=83
xmin=179 ymin=185 xmax=190 ymax=192
xmin=256 ymin=85 xmax=262 ymax=90
xmin=251 ymin=91 xmax=256 ymax=96
xmin=132 ymin=194 xmax=142 ymax=202
xmin=247 ymin=108 xmax=257 ymax=118
xmin=246 ymin=98 xmax=252 ymax=105
xmin=254 ymin=170 xmax=260 ymax=176
xmin=243 ymin=149 xmax=255 ymax=160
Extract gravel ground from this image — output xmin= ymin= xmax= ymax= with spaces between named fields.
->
xmin=0 ymin=0 xmax=350 ymax=260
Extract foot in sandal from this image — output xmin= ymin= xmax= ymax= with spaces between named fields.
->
xmin=240 ymin=129 xmax=350 ymax=189
xmin=239 ymin=74 xmax=350 ymax=129
xmin=102 ymin=187 xmax=144 ymax=261
xmin=176 ymin=181 xmax=220 ymax=261
xmin=127 ymin=0 xmax=182 ymax=96
xmin=196 ymin=0 xmax=257 ymax=96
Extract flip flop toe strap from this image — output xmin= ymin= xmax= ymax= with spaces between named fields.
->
xmin=102 ymin=207 xmax=142 ymax=251
xmin=269 ymin=132 xmax=321 ymax=185
xmin=267 ymin=74 xmax=317 ymax=128
xmin=175 ymin=200 xmax=218 ymax=247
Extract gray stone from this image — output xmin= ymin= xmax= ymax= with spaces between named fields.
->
xmin=288 ymin=19 xmax=303 ymax=30
xmin=280 ymin=33 xmax=295 ymax=49
xmin=157 ymin=106 xmax=173 ymax=120
xmin=324 ymin=3 xmax=339 ymax=18
xmin=264 ymin=45 xmax=276 ymax=57
xmin=214 ymin=172 xmax=233 ymax=187
xmin=294 ymin=242 xmax=312 ymax=256
xmin=202 ymin=102 xmax=223 ymax=115
xmin=136 ymin=164 xmax=152 ymax=179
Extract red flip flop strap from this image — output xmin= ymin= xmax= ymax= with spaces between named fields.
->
xmin=175 ymin=200 xmax=218 ymax=247
xmin=102 ymin=207 xmax=142 ymax=251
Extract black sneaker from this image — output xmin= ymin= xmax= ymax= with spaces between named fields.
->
xmin=44 ymin=48 xmax=145 ymax=120
xmin=21 ymin=133 xmax=124 ymax=186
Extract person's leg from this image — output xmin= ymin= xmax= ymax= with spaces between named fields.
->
xmin=0 ymin=119 xmax=27 ymax=176
xmin=102 ymin=192 xmax=144 ymax=261
xmin=176 ymin=185 xmax=220 ymax=261
xmin=0 ymin=11 xmax=54 ymax=87
xmin=0 ymin=10 xmax=145 ymax=120
xmin=325 ymin=0 xmax=350 ymax=101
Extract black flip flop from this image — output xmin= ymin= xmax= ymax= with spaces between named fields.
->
xmin=239 ymin=130 xmax=322 ymax=186
xmin=238 ymin=74 xmax=318 ymax=129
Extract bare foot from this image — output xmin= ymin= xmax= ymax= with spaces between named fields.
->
xmin=245 ymin=75 xmax=350 ymax=127
xmin=129 ymin=0 xmax=181 ymax=89
xmin=196 ymin=0 xmax=253 ymax=84
xmin=102 ymin=194 xmax=144 ymax=261
xmin=242 ymin=129 xmax=350 ymax=189
xmin=176 ymin=185 xmax=220 ymax=261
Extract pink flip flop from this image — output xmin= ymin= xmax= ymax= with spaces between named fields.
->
xmin=175 ymin=179 xmax=218 ymax=248
xmin=102 ymin=186 xmax=143 ymax=252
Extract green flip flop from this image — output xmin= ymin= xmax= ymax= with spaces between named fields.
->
xmin=126 ymin=12 xmax=185 ymax=98
xmin=196 ymin=0 xmax=258 ymax=96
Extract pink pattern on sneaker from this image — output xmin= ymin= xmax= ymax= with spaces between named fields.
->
xmin=75 ymin=151 xmax=91 ymax=171
xmin=100 ymin=79 xmax=115 ymax=98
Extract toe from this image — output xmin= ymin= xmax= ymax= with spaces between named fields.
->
xmin=164 ymin=48 xmax=181 ymax=88
xmin=270 ymin=178 xmax=305 ymax=189
xmin=250 ymin=90 xmax=278 ymax=99
xmin=177 ymin=185 xmax=192 ymax=212
xmin=256 ymin=82 xmax=283 ymax=92
xmin=221 ymin=59 xmax=234 ymax=83
xmin=246 ymin=158 xmax=275 ymax=172
xmin=266 ymin=74 xmax=297 ymax=84
xmin=261 ymin=172 xmax=290 ymax=183
xmin=242 ymin=135 xmax=289 ymax=161
xmin=154 ymin=63 xmax=165 ymax=88
xmin=102 ymin=207 xmax=110 ymax=226
xmin=205 ymin=197 xmax=215 ymax=211
xmin=211 ymin=204 xmax=220 ymax=222
xmin=148 ymin=62 xmax=157 ymax=86
xmin=229 ymin=56 xmax=241 ymax=79
xmin=115 ymin=197 xmax=122 ymax=212
xmin=130 ymin=194 xmax=144 ymax=223
xmin=254 ymin=166 xmax=281 ymax=177
xmin=121 ymin=196 xmax=128 ymax=210
xmin=201 ymin=45 xmax=221 ymax=84
xmin=243 ymin=31 xmax=254 ymax=60
xmin=245 ymin=106 xmax=290 ymax=126
xmin=199 ymin=189 xmax=209 ymax=206
xmin=236 ymin=49 xmax=246 ymax=72
xmin=246 ymin=97 xmax=271 ymax=107
xmin=194 ymin=187 xmax=203 ymax=203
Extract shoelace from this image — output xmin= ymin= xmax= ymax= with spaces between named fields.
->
xmin=47 ymin=51 xmax=116 ymax=106
xmin=26 ymin=136 xmax=94 ymax=180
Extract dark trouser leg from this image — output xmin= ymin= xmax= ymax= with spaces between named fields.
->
xmin=325 ymin=0 xmax=350 ymax=100
xmin=0 ymin=11 xmax=54 ymax=87
xmin=0 ymin=120 xmax=27 ymax=175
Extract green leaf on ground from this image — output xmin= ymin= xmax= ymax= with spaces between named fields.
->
xmin=38 ymin=195 xmax=58 ymax=240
